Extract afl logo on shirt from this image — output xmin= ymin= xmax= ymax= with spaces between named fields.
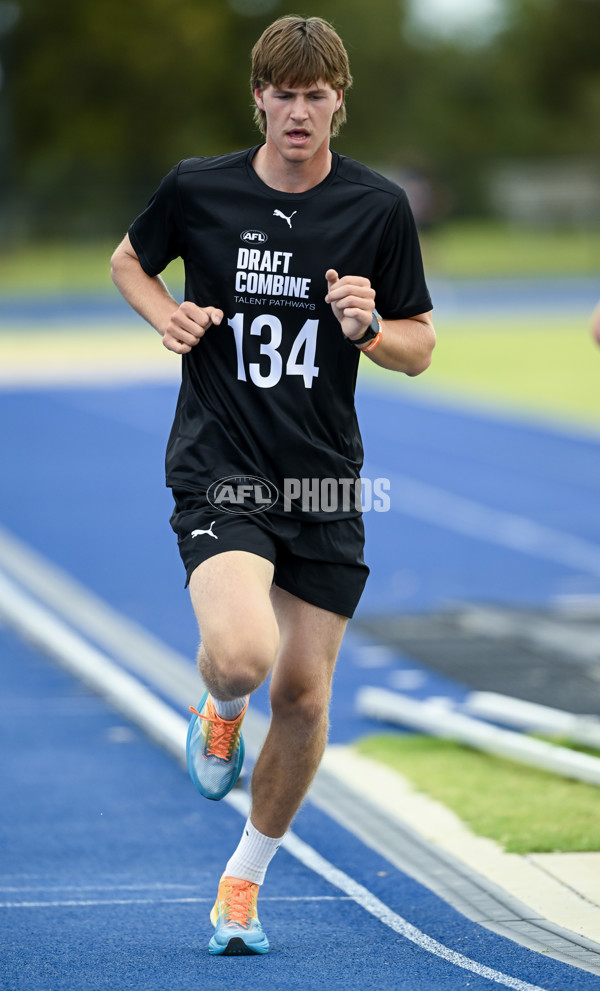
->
xmin=241 ymin=229 xmax=268 ymax=244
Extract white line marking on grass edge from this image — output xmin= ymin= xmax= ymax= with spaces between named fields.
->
xmin=0 ymin=567 xmax=551 ymax=991
xmin=356 ymin=687 xmax=600 ymax=785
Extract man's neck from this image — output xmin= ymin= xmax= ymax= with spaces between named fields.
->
xmin=252 ymin=144 xmax=332 ymax=194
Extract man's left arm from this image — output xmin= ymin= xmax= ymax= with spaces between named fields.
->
xmin=363 ymin=311 xmax=435 ymax=375
xmin=325 ymin=269 xmax=435 ymax=376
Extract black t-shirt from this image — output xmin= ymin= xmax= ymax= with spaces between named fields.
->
xmin=128 ymin=146 xmax=432 ymax=520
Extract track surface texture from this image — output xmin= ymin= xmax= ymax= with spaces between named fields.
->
xmin=2 ymin=279 xmax=600 ymax=989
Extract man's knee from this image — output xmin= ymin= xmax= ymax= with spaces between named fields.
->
xmin=270 ymin=678 xmax=330 ymax=729
xmin=199 ymin=630 xmax=278 ymax=698
xmin=189 ymin=550 xmax=279 ymax=697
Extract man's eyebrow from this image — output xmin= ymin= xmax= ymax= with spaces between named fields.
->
xmin=272 ymin=83 xmax=328 ymax=93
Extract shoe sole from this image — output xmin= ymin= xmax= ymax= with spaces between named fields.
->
xmin=209 ymin=935 xmax=269 ymax=956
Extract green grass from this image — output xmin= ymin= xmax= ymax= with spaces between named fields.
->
xmin=355 ymin=734 xmax=600 ymax=853
xmin=0 ymin=240 xmax=184 ymax=293
xmin=360 ymin=313 xmax=600 ymax=430
xmin=0 ymin=240 xmax=116 ymax=292
xmin=1 ymin=221 xmax=598 ymax=292
xmin=420 ymin=220 xmax=600 ymax=278
xmin=2 ymin=232 xmax=597 ymax=428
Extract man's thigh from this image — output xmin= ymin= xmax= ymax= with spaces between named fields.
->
xmin=189 ymin=550 xmax=278 ymax=663
xmin=171 ymin=491 xmax=364 ymax=677
xmin=269 ymin=584 xmax=348 ymax=699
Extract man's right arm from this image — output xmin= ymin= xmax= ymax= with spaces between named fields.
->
xmin=592 ymin=301 xmax=600 ymax=347
xmin=110 ymin=234 xmax=223 ymax=354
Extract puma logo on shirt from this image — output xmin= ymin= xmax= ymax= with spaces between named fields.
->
xmin=273 ymin=209 xmax=297 ymax=229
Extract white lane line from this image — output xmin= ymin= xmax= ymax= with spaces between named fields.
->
xmin=0 ymin=571 xmax=187 ymax=764
xmin=226 ymin=794 xmax=550 ymax=991
xmin=1 ymin=896 xmax=351 ymax=910
xmin=374 ymin=468 xmax=600 ymax=577
xmin=0 ymin=524 xmax=269 ymax=751
xmin=0 ymin=884 xmax=200 ymax=893
xmin=285 ymin=832 xmax=550 ymax=991
xmin=0 ymin=567 xmax=554 ymax=991
xmin=0 ymin=523 xmax=203 ymax=709
xmin=2 ymin=898 xmax=210 ymax=909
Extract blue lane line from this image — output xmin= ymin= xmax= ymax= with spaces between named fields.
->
xmin=3 ymin=624 xmax=598 ymax=991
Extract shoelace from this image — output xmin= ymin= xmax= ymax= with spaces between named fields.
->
xmin=220 ymin=879 xmax=256 ymax=929
xmin=189 ymin=703 xmax=241 ymax=761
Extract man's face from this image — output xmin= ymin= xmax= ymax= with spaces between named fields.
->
xmin=254 ymin=79 xmax=343 ymax=163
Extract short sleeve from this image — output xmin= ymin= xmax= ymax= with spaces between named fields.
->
xmin=373 ymin=189 xmax=433 ymax=320
xmin=128 ymin=165 xmax=187 ymax=277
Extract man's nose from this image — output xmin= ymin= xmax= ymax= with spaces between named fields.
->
xmin=290 ymin=98 xmax=309 ymax=118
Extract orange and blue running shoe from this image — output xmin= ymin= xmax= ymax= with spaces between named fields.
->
xmin=209 ymin=875 xmax=269 ymax=955
xmin=186 ymin=692 xmax=247 ymax=801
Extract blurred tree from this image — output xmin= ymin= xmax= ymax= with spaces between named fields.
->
xmin=10 ymin=0 xmax=260 ymax=235
xmin=4 ymin=0 xmax=600 ymax=237
xmin=8 ymin=0 xmax=418 ymax=235
xmin=389 ymin=0 xmax=600 ymax=212
xmin=498 ymin=0 xmax=600 ymax=156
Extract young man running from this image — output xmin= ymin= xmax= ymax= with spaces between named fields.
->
xmin=111 ymin=15 xmax=435 ymax=956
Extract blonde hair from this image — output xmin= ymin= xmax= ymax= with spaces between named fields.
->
xmin=251 ymin=16 xmax=352 ymax=137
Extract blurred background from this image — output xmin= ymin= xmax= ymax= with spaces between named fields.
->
xmin=1 ymin=0 xmax=599 ymax=260
xmin=1 ymin=0 xmax=599 ymax=586
xmin=1 ymin=0 xmax=598 ymax=415
xmin=0 ymin=0 xmax=599 ymax=559
xmin=1 ymin=0 xmax=600 ymax=903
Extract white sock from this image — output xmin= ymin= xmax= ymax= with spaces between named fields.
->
xmin=225 ymin=817 xmax=284 ymax=885
xmin=212 ymin=695 xmax=248 ymax=720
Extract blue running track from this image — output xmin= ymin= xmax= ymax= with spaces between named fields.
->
xmin=1 ymin=357 xmax=600 ymax=988
xmin=3 ymin=620 xmax=600 ymax=990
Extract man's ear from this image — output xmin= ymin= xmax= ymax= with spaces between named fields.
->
xmin=254 ymin=87 xmax=265 ymax=111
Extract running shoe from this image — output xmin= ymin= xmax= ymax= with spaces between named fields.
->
xmin=186 ymin=691 xmax=247 ymax=801
xmin=209 ymin=875 xmax=269 ymax=955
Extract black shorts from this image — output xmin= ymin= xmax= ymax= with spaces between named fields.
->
xmin=169 ymin=490 xmax=369 ymax=619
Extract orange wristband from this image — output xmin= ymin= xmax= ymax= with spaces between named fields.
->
xmin=356 ymin=329 xmax=383 ymax=353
